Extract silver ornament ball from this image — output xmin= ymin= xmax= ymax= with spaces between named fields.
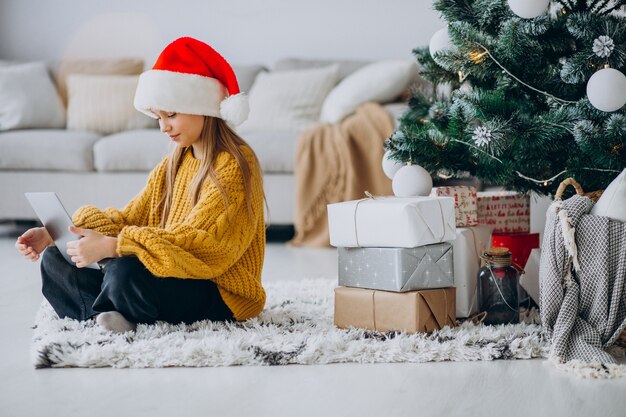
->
xmin=507 ymin=0 xmax=550 ymax=19
xmin=429 ymin=27 xmax=453 ymax=58
xmin=381 ymin=151 xmax=405 ymax=180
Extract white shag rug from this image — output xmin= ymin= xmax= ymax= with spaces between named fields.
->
xmin=31 ymin=278 xmax=552 ymax=369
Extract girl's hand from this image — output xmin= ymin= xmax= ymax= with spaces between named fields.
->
xmin=66 ymin=226 xmax=118 ymax=268
xmin=15 ymin=227 xmax=54 ymax=262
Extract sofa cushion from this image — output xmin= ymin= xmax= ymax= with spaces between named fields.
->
xmin=94 ymin=129 xmax=171 ymax=172
xmin=237 ymin=65 xmax=339 ymax=133
xmin=95 ymin=129 xmax=299 ymax=174
xmin=0 ymin=62 xmax=66 ymax=131
xmin=273 ymin=58 xmax=370 ymax=81
xmin=243 ymin=130 xmax=300 ymax=173
xmin=233 ymin=65 xmax=266 ymax=93
xmin=67 ymin=74 xmax=157 ymax=135
xmin=320 ymin=60 xmax=417 ymax=123
xmin=0 ymin=129 xmax=100 ymax=171
xmin=52 ymin=58 xmax=144 ymax=107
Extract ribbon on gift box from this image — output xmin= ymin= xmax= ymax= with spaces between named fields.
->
xmin=352 ymin=191 xmax=377 ymax=247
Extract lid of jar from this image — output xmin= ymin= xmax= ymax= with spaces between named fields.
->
xmin=482 ymin=246 xmax=512 ymax=266
xmin=486 ymin=247 xmax=510 ymax=256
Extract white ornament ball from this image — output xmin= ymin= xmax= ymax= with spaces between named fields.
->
xmin=429 ymin=28 xmax=453 ymax=58
xmin=507 ymin=0 xmax=550 ymax=19
xmin=392 ymin=164 xmax=433 ymax=197
xmin=382 ymin=151 xmax=405 ymax=180
xmin=586 ymin=68 xmax=626 ymax=112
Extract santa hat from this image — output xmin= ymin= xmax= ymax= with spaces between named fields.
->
xmin=134 ymin=37 xmax=249 ymax=126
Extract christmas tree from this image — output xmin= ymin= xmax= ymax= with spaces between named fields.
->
xmin=385 ymin=0 xmax=626 ymax=195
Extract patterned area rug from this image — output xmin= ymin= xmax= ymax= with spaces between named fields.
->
xmin=32 ymin=278 xmax=550 ymax=368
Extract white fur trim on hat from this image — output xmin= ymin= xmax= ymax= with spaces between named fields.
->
xmin=220 ymin=93 xmax=249 ymax=126
xmin=134 ymin=70 xmax=228 ymax=119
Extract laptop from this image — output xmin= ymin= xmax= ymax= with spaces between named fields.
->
xmin=24 ymin=192 xmax=101 ymax=270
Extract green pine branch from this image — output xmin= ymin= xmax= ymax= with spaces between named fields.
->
xmin=387 ymin=0 xmax=626 ymax=196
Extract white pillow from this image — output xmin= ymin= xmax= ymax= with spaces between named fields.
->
xmin=67 ymin=74 xmax=156 ymax=134
xmin=237 ymin=65 xmax=339 ymax=132
xmin=320 ymin=60 xmax=416 ymax=124
xmin=0 ymin=62 xmax=65 ymax=131
xmin=232 ymin=65 xmax=266 ymax=93
xmin=590 ymin=168 xmax=626 ymax=222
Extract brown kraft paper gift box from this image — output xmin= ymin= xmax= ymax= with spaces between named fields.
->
xmin=334 ymin=287 xmax=456 ymax=333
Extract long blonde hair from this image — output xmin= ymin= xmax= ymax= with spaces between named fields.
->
xmin=158 ymin=116 xmax=263 ymax=228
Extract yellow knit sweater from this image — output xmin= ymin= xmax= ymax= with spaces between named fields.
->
xmin=72 ymin=146 xmax=266 ymax=321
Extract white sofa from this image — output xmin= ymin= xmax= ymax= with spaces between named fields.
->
xmin=0 ymin=58 xmax=410 ymax=226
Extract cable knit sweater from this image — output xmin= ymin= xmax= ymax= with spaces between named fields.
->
xmin=72 ymin=146 xmax=266 ymax=321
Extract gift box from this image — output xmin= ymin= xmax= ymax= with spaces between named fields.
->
xmin=334 ymin=286 xmax=456 ymax=333
xmin=430 ymin=186 xmax=478 ymax=227
xmin=327 ymin=196 xmax=456 ymax=248
xmin=519 ymin=248 xmax=541 ymax=304
xmin=491 ymin=232 xmax=540 ymax=268
xmin=338 ymin=243 xmax=454 ymax=292
xmin=451 ymin=226 xmax=492 ymax=318
xmin=477 ymin=191 xmax=530 ymax=233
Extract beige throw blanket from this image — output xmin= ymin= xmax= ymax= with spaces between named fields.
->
xmin=289 ymin=102 xmax=394 ymax=247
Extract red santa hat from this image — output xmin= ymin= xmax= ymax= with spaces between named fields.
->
xmin=134 ymin=37 xmax=249 ymax=126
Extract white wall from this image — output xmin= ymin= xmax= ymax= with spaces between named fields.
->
xmin=0 ymin=0 xmax=444 ymax=67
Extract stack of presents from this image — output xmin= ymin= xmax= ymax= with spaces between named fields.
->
xmin=327 ymin=187 xmax=541 ymax=333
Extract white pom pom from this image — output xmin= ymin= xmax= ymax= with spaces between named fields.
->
xmin=220 ymin=93 xmax=250 ymax=126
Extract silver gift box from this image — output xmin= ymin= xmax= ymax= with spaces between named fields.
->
xmin=338 ymin=243 xmax=454 ymax=292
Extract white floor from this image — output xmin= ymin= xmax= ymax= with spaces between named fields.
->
xmin=1 ymin=236 xmax=625 ymax=417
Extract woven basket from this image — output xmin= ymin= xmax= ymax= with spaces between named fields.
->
xmin=554 ymin=177 xmax=603 ymax=202
xmin=554 ymin=178 xmax=626 ymax=348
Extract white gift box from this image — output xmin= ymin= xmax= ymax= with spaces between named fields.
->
xmin=452 ymin=226 xmax=492 ymax=318
xmin=519 ymin=248 xmax=541 ymax=304
xmin=327 ymin=196 xmax=456 ymax=248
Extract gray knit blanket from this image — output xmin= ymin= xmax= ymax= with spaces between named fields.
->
xmin=540 ymin=195 xmax=626 ymax=377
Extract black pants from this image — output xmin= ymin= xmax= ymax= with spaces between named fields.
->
xmin=40 ymin=246 xmax=233 ymax=324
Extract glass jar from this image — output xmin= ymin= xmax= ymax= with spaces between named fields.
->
xmin=478 ymin=247 xmax=520 ymax=325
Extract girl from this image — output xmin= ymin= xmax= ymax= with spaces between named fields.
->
xmin=15 ymin=37 xmax=266 ymax=333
